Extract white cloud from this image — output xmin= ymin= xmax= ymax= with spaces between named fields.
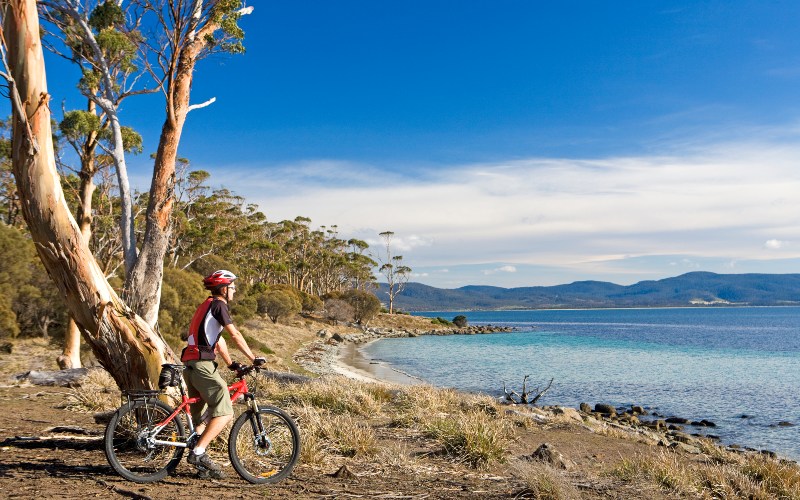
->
xmin=764 ymin=239 xmax=788 ymax=250
xmin=482 ymin=265 xmax=518 ymax=275
xmin=212 ymin=138 xmax=800 ymax=285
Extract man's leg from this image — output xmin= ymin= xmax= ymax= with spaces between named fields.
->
xmin=194 ymin=413 xmax=233 ymax=451
xmin=185 ymin=360 xmax=233 ymax=478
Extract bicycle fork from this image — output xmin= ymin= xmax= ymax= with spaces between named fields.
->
xmin=244 ymin=394 xmax=271 ymax=454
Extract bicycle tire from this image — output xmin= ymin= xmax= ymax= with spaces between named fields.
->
xmin=104 ymin=399 xmax=185 ymax=483
xmin=228 ymin=405 xmax=300 ymax=484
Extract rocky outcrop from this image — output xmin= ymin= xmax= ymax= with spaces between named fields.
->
xmin=524 ymin=443 xmax=575 ymax=470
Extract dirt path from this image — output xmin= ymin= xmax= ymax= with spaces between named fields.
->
xmin=0 ymin=386 xmax=531 ymax=499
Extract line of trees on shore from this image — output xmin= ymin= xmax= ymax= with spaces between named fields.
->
xmin=0 ymin=137 xmax=384 ymax=350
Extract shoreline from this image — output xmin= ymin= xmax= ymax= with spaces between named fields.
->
xmin=295 ymin=336 xmax=425 ymax=386
xmin=301 ymin=335 xmax=800 ymax=463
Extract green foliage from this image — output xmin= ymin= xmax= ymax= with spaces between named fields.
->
xmin=206 ymin=0 xmax=246 ymax=54
xmin=257 ymin=289 xmax=301 ymax=324
xmin=97 ymin=126 xmax=143 ymax=154
xmin=158 ymin=268 xmax=207 ymax=346
xmin=453 ymin=315 xmax=468 ymax=327
xmin=231 ymin=291 xmax=257 ymax=323
xmin=95 ymin=28 xmax=138 ymax=73
xmin=79 ymin=68 xmax=101 ymax=91
xmin=342 ymin=289 xmax=381 ymax=325
xmin=300 ymin=291 xmax=323 ymax=314
xmin=0 ymin=293 xmax=18 ymax=338
xmin=59 ymin=110 xmax=101 ymax=140
xmin=431 ymin=317 xmax=453 ymax=326
xmin=0 ymin=223 xmax=66 ymax=339
xmin=89 ymin=1 xmax=124 ymax=31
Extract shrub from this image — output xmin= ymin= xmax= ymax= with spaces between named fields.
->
xmin=324 ymin=298 xmax=353 ymax=325
xmin=342 ymin=289 xmax=381 ymax=325
xmin=257 ymin=289 xmax=301 ymax=324
xmin=511 ymin=460 xmax=581 ymax=500
xmin=159 ymin=267 xmax=207 ymax=345
xmin=452 ymin=315 xmax=468 ymax=327
xmin=431 ymin=316 xmax=453 ymax=326
xmin=300 ymin=292 xmax=323 ymax=314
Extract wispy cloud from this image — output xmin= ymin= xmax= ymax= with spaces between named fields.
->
xmin=206 ymin=137 xmax=800 ymax=286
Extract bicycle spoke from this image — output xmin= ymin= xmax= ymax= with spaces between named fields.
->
xmin=229 ymin=407 xmax=300 ymax=483
xmin=105 ymin=400 xmax=185 ymax=482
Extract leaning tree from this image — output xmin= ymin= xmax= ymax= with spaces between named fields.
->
xmin=0 ymin=0 xmax=173 ymax=389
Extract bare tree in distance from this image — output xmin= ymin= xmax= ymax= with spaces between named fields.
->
xmin=376 ymin=231 xmax=411 ymax=314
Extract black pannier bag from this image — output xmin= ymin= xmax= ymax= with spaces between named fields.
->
xmin=158 ymin=364 xmax=181 ymax=389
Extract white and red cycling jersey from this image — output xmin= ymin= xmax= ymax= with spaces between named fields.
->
xmin=180 ymin=297 xmax=233 ymax=362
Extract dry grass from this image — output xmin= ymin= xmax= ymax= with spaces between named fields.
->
xmin=611 ymin=451 xmax=800 ymax=499
xmin=424 ymin=410 xmax=513 ymax=468
xmin=290 ymin=402 xmax=378 ymax=464
xmin=63 ymin=369 xmax=120 ymax=413
xmin=264 ymin=377 xmax=392 ymax=416
xmin=511 ymin=459 xmax=582 ymax=500
xmin=265 ymin=376 xmax=514 ymax=469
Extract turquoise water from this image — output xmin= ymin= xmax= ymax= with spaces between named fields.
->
xmin=363 ymin=307 xmax=800 ymax=460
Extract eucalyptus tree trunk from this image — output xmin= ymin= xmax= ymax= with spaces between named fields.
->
xmin=2 ymin=0 xmax=173 ymax=389
xmin=125 ymin=5 xmax=226 ymax=327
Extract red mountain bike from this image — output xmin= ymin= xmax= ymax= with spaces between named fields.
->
xmin=103 ymin=363 xmax=300 ymax=483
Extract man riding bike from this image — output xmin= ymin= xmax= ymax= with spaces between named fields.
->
xmin=180 ymin=269 xmax=264 ymax=478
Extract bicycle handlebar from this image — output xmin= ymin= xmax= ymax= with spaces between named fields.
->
xmin=235 ymin=363 xmax=263 ymax=379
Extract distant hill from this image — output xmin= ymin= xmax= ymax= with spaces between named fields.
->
xmin=375 ymin=272 xmax=800 ymax=311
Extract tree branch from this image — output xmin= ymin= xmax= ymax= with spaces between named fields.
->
xmin=186 ymin=96 xmax=215 ymax=113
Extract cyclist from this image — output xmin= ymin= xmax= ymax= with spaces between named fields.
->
xmin=180 ymin=269 xmax=265 ymax=478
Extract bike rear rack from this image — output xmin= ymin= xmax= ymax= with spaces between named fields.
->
xmin=123 ymin=389 xmax=161 ymax=402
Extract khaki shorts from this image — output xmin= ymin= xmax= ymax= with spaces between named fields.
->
xmin=183 ymin=360 xmax=233 ymax=425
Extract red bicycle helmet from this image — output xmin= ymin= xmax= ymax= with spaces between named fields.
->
xmin=203 ymin=270 xmax=237 ymax=290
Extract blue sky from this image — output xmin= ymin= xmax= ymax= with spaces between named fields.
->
xmin=31 ymin=1 xmax=800 ymax=287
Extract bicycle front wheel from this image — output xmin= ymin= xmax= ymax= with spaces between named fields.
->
xmin=228 ymin=405 xmax=300 ymax=484
xmin=104 ymin=399 xmax=185 ymax=483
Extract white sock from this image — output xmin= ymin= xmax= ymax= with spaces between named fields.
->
xmin=193 ymin=446 xmax=205 ymax=456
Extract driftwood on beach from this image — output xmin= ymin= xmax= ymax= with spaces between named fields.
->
xmin=503 ymin=375 xmax=554 ymax=405
xmin=14 ymin=368 xmax=95 ymax=387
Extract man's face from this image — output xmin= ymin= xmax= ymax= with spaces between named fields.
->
xmin=227 ymin=284 xmax=236 ymax=301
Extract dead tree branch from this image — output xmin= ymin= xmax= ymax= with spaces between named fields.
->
xmin=503 ymin=375 xmax=554 ymax=405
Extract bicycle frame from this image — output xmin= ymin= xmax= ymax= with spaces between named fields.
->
xmin=143 ymin=376 xmax=255 ymax=449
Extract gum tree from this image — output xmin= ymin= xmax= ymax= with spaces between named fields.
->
xmin=40 ymin=0 xmax=253 ymax=328
xmin=0 ymin=0 xmax=173 ymax=389
xmin=377 ymin=231 xmax=412 ymax=314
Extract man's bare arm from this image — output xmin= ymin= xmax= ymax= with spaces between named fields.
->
xmin=215 ymin=337 xmax=233 ymax=366
xmin=223 ymin=323 xmax=256 ymax=362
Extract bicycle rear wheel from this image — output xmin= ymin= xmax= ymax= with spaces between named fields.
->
xmin=228 ymin=405 xmax=300 ymax=484
xmin=104 ymin=399 xmax=185 ymax=483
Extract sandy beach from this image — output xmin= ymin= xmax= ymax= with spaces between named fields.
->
xmin=298 ymin=337 xmax=425 ymax=386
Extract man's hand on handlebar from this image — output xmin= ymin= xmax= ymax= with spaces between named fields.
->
xmin=253 ymin=357 xmax=266 ymax=366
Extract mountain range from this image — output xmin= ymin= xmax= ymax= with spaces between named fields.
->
xmin=376 ymin=272 xmax=800 ymax=311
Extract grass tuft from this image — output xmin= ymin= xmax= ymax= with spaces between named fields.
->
xmin=424 ymin=410 xmax=512 ymax=468
xmin=511 ymin=460 xmax=581 ymax=500
xmin=64 ymin=369 xmax=120 ymax=413
xmin=612 ymin=451 xmax=800 ymax=499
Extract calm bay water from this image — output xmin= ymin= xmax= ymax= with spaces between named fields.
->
xmin=362 ymin=307 xmax=800 ymax=460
